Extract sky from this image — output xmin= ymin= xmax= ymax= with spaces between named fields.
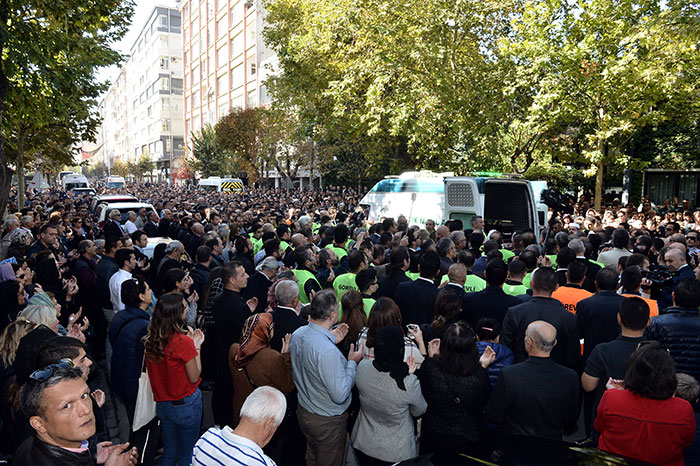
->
xmin=96 ymin=0 xmax=178 ymax=86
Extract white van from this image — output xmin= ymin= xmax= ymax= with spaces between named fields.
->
xmin=198 ymin=176 xmax=244 ymax=193
xmin=360 ymin=171 xmax=543 ymax=239
xmin=107 ymin=176 xmax=126 ymax=189
xmin=62 ymin=174 xmax=90 ymax=191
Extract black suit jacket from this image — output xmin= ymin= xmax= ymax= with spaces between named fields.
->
xmin=269 ymin=306 xmax=307 ymax=352
xmin=501 ymin=297 xmax=580 ymax=369
xmin=576 ymin=291 xmax=625 ymax=363
xmin=102 ymin=219 xmax=123 ymax=239
xmin=394 ymin=277 xmax=439 ymax=325
xmin=144 ymin=221 xmax=159 ymax=237
xmin=377 ymin=268 xmax=410 ymax=302
xmin=462 ymin=285 xmax=522 ymax=328
xmin=487 ymin=356 xmax=580 ymax=440
xmin=211 ymin=289 xmax=250 ymax=427
xmin=158 ymin=218 xmax=171 ymax=237
xmin=576 ymin=257 xmax=601 ymax=293
xmin=444 ymin=282 xmax=467 ymax=300
xmin=242 ymin=271 xmax=272 ymax=314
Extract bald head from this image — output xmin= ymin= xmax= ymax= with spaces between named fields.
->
xmin=525 ymin=320 xmax=557 ymax=356
xmin=192 ymin=223 xmax=204 ymax=235
xmin=291 ymin=233 xmax=307 ymax=248
xmin=665 ymin=248 xmax=687 ymax=271
xmin=436 ymin=225 xmax=449 ymax=239
xmin=668 ymin=242 xmax=687 ymax=254
xmin=447 ymin=263 xmax=467 ymax=286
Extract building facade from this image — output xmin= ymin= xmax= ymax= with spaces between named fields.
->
xmin=91 ymin=5 xmax=185 ymax=179
xmin=180 ymin=0 xmax=275 ymax=158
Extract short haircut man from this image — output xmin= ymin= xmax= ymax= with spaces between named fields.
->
xmin=193 ymin=386 xmax=286 ymax=466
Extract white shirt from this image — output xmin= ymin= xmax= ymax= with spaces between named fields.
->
xmin=108 ymin=269 xmax=132 ymax=312
xmin=192 ymin=427 xmax=276 ymax=466
xmin=124 ymin=220 xmax=138 ymax=235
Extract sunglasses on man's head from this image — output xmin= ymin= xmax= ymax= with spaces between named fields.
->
xmin=29 ymin=358 xmax=74 ymax=382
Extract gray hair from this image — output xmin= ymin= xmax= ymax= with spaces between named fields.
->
xmin=239 ymin=386 xmax=287 ymax=426
xmin=256 ymin=256 xmax=279 ymax=273
xmin=525 ymin=322 xmax=556 ymax=353
xmin=568 ymin=238 xmax=585 ymax=255
xmin=449 ymin=230 xmax=465 ymax=244
xmin=308 ymin=289 xmax=338 ymax=321
xmin=20 ymin=215 xmax=33 ymax=227
xmin=298 ymin=215 xmax=311 ymax=227
xmin=436 ymin=237 xmax=454 ymax=257
xmin=165 ymin=241 xmax=183 ymax=254
xmin=275 ymin=280 xmax=299 ymax=307
xmin=3 ymin=216 xmax=18 ymax=229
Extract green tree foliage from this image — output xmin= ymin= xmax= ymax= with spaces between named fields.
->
xmin=135 ymin=155 xmax=155 ymax=182
xmin=84 ymin=162 xmax=108 ymax=179
xmin=215 ymin=108 xmax=265 ymax=182
xmin=190 ymin=124 xmax=234 ymax=177
xmin=110 ymin=160 xmax=130 ymax=178
xmin=0 ymin=0 xmax=134 ymax=214
xmin=497 ymin=0 xmax=700 ymax=208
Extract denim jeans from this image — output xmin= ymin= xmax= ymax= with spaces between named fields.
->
xmin=155 ymin=388 xmax=202 ymax=466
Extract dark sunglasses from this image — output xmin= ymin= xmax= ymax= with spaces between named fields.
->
xmin=29 ymin=358 xmax=74 ymax=382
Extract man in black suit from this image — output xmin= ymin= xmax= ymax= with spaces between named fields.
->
xmin=158 ymin=209 xmax=172 ymax=237
xmin=658 ymin=248 xmax=696 ymax=310
xmin=444 ymin=263 xmax=468 ymax=299
xmin=377 ymin=246 xmax=411 ymax=301
xmin=269 ymin=279 xmax=307 ymax=352
xmin=394 ymin=250 xmax=440 ymax=325
xmin=242 ymin=256 xmax=278 ymax=314
xmin=102 ymin=209 xmax=124 ymax=239
xmin=189 ymin=245 xmax=212 ymax=300
xmin=576 ymin=268 xmax=624 ymax=363
xmin=501 ymin=266 xmax=580 ymax=369
xmin=487 ymin=320 xmax=580 ymax=440
xmin=143 ymin=211 xmax=160 ymax=237
xmin=462 ymin=260 xmax=522 ymax=328
xmin=569 ymin=238 xmax=601 ymax=293
xmin=211 ymin=261 xmax=256 ymax=428
xmin=555 ymin=247 xmax=576 ymax=287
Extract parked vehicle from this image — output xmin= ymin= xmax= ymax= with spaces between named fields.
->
xmin=89 ymin=194 xmax=138 ymax=213
xmin=107 ymin=175 xmax=126 ymax=189
xmin=62 ymin=174 xmax=90 ymax=191
xmin=198 ymin=176 xmax=245 ymax=193
xmin=95 ymin=201 xmax=157 ymax=231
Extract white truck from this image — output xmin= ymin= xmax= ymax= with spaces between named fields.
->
xmin=198 ymin=176 xmax=245 ymax=193
xmin=359 ymin=171 xmax=546 ymax=238
xmin=62 ymin=174 xmax=90 ymax=191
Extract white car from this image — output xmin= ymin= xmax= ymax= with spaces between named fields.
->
xmin=95 ymin=201 xmax=157 ymax=230
xmin=89 ymin=194 xmax=138 ymax=213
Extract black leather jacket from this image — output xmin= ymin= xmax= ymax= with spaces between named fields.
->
xmin=11 ymin=435 xmax=95 ymax=466
xmin=647 ymin=306 xmax=700 ymax=380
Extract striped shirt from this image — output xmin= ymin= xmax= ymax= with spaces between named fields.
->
xmin=192 ymin=427 xmax=276 ymax=466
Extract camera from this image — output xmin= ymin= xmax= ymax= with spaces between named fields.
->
xmin=541 ymin=188 xmax=574 ymax=215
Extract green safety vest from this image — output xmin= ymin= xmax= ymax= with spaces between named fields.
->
xmin=362 ymin=298 xmax=376 ymax=317
xmin=503 ymin=283 xmax=528 ymax=297
xmin=406 ymin=272 xmax=420 ymax=281
xmin=464 ymin=274 xmax=487 ymax=293
xmin=326 ymin=244 xmax=348 ymax=261
xmin=292 ymin=269 xmax=320 ymax=304
xmin=333 ymin=272 xmax=358 ymax=302
xmin=312 ymin=222 xmax=320 ymax=235
xmin=522 ymin=272 xmax=532 ymax=288
xmin=500 ymin=249 xmax=516 ymax=263
xmin=280 ymin=240 xmax=291 ymax=252
xmin=546 ymin=254 xmax=558 ymax=267
xmin=249 ymin=233 xmax=263 ymax=255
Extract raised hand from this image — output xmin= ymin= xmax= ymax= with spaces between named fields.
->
xmin=331 ymin=323 xmax=349 ymax=344
xmin=479 ymin=345 xmax=496 ymax=368
xmin=246 ymin=297 xmax=258 ymax=312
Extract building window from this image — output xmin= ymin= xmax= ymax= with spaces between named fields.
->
xmin=162 ymin=98 xmax=170 ymax=111
xmin=162 ymin=119 xmax=171 ymax=131
xmin=247 ymin=90 xmax=256 ymax=107
xmin=147 ymin=105 xmax=153 ymax=117
xmin=247 ymin=21 xmax=256 ymax=46
xmin=231 ymin=2 xmax=243 ymax=26
xmin=231 ymin=33 xmax=243 ymax=58
xmin=217 ymin=16 xmax=227 ymax=37
xmin=217 ymin=74 xmax=228 ymax=93
xmin=160 ymin=57 xmax=169 ymax=70
xmin=231 ymin=95 xmax=244 ymax=109
xmin=159 ymin=15 xmax=168 ymax=27
xmin=231 ymin=64 xmax=244 ymax=89
xmin=160 ymin=76 xmax=170 ymax=91
xmin=218 ymin=102 xmax=229 ymax=118
xmin=166 ymin=139 xmax=172 ymax=152
xmin=217 ymin=44 xmax=228 ymax=67
xmin=249 ymin=59 xmax=256 ymax=76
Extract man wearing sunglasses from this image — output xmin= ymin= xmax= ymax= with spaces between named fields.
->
xmin=13 ymin=363 xmax=137 ymax=465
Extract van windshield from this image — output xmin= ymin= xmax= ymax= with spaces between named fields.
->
xmin=370 ymin=178 xmax=443 ymax=193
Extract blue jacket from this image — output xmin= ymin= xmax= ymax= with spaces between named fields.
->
xmin=477 ymin=341 xmax=514 ymax=387
xmin=108 ymin=306 xmax=150 ymax=406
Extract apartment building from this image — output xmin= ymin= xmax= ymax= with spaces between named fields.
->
xmin=179 ymin=0 xmax=276 ymax=153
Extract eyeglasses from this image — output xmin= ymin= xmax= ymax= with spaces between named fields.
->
xmin=29 ymin=358 xmax=74 ymax=382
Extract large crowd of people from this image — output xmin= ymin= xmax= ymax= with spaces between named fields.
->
xmin=0 ymin=181 xmax=699 ymax=466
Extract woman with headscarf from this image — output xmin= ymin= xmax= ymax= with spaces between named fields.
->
xmin=229 ymin=312 xmax=294 ymax=425
xmin=351 ymin=325 xmax=427 ymax=466
xmin=5 ymin=230 xmax=30 ymax=262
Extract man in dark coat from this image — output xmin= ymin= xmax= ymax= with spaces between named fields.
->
xmin=377 ymin=246 xmax=411 ymax=301
xmin=576 ymin=268 xmax=624 ymax=363
xmin=462 ymin=260 xmax=522 ymax=327
xmin=143 ymin=211 xmax=160 ymax=237
xmin=102 ymin=209 xmax=125 ymax=240
xmin=501 ymin=267 xmax=580 ymax=369
xmin=242 ymin=257 xmax=278 ymax=314
xmin=394 ymin=250 xmax=440 ymax=325
xmin=269 ymin=279 xmax=307 ymax=352
xmin=211 ymin=261 xmax=256 ymax=428
xmin=487 ymin=320 xmax=580 ymax=440
xmin=189 ymin=246 xmax=212 ymax=300
xmin=569 ymin=238 xmax=601 ymax=293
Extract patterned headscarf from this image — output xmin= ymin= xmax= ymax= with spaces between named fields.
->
xmin=230 ymin=312 xmax=274 ymax=368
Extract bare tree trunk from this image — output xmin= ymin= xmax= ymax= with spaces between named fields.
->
xmin=17 ymin=151 xmax=25 ymax=209
xmin=594 ymin=139 xmax=605 ymax=211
